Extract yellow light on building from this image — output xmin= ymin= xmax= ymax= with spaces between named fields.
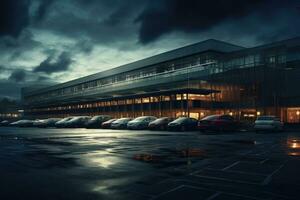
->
xmin=296 ymin=111 xmax=300 ymax=116
xmin=257 ymin=111 xmax=261 ymax=116
xmin=229 ymin=112 xmax=233 ymax=116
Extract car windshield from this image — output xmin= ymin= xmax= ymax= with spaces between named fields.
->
xmin=201 ymin=115 xmax=219 ymax=120
xmin=91 ymin=116 xmax=101 ymax=120
xmin=104 ymin=119 xmax=116 ymax=123
xmin=70 ymin=117 xmax=81 ymax=121
xmin=257 ymin=116 xmax=275 ymax=120
xmin=172 ymin=117 xmax=188 ymax=123
xmin=91 ymin=115 xmax=109 ymax=120
xmin=132 ymin=117 xmax=148 ymax=122
xmin=70 ymin=116 xmax=89 ymax=122
xmin=154 ymin=117 xmax=169 ymax=122
xmin=116 ymin=118 xmax=131 ymax=123
xmin=132 ymin=116 xmax=152 ymax=122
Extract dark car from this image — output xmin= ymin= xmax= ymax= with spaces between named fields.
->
xmin=167 ymin=117 xmax=198 ymax=131
xmin=85 ymin=115 xmax=112 ymax=128
xmin=127 ymin=116 xmax=157 ymax=130
xmin=0 ymin=120 xmax=11 ymax=126
xmin=198 ymin=114 xmax=239 ymax=132
xmin=148 ymin=117 xmax=174 ymax=130
xmin=55 ymin=117 xmax=74 ymax=128
xmin=111 ymin=118 xmax=132 ymax=129
xmin=64 ymin=116 xmax=91 ymax=128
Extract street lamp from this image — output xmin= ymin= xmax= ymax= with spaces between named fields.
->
xmin=296 ymin=111 xmax=300 ymax=123
xmin=257 ymin=111 xmax=261 ymax=116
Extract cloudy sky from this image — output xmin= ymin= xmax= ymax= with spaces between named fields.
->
xmin=0 ymin=0 xmax=299 ymax=99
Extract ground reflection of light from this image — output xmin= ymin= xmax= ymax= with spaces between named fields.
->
xmin=288 ymin=152 xmax=300 ymax=156
xmin=82 ymin=152 xmax=121 ymax=169
xmin=287 ymin=138 xmax=300 ymax=156
xmin=287 ymin=139 xmax=300 ymax=149
xmin=291 ymin=143 xmax=299 ymax=149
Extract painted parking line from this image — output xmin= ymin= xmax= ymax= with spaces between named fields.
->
xmin=193 ymin=174 xmax=263 ymax=185
xmin=204 ymin=192 xmax=222 ymax=200
xmin=205 ymin=168 xmax=270 ymax=176
xmin=261 ymin=161 xmax=287 ymax=185
xmin=151 ymin=185 xmax=185 ymax=199
xmin=222 ymin=161 xmax=240 ymax=171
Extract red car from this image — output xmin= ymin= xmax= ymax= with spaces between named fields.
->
xmin=198 ymin=115 xmax=239 ymax=132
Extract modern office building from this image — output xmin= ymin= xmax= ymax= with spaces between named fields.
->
xmin=22 ymin=37 xmax=300 ymax=123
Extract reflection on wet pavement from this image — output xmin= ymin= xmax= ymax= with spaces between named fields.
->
xmin=287 ymin=138 xmax=300 ymax=156
xmin=0 ymin=127 xmax=299 ymax=199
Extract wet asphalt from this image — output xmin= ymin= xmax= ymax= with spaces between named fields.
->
xmin=0 ymin=127 xmax=299 ymax=200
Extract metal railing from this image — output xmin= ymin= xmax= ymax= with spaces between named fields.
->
xmin=27 ymin=61 xmax=219 ymax=103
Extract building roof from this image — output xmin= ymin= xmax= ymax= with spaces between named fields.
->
xmin=25 ymin=39 xmax=244 ymax=96
xmin=232 ymin=37 xmax=300 ymax=55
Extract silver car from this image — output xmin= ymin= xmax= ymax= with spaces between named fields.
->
xmin=111 ymin=118 xmax=132 ymax=129
xmin=33 ymin=118 xmax=62 ymax=128
xmin=64 ymin=116 xmax=91 ymax=128
xmin=254 ymin=116 xmax=284 ymax=132
xmin=127 ymin=116 xmax=157 ymax=130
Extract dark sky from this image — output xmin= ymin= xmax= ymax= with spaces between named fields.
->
xmin=0 ymin=0 xmax=299 ymax=99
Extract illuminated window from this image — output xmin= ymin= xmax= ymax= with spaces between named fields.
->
xmin=142 ymin=98 xmax=150 ymax=103
xmin=163 ymin=96 xmax=170 ymax=101
xmin=135 ymin=99 xmax=142 ymax=104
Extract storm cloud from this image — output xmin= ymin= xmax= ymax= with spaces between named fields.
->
xmin=34 ymin=52 xmax=73 ymax=74
xmin=35 ymin=0 xmax=55 ymax=21
xmin=0 ymin=0 xmax=30 ymax=38
xmin=9 ymin=69 xmax=27 ymax=82
xmin=136 ymin=0 xmax=299 ymax=43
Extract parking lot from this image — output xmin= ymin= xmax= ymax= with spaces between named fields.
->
xmin=0 ymin=127 xmax=299 ymax=200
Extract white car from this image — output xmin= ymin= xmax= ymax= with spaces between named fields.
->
xmin=254 ymin=116 xmax=284 ymax=132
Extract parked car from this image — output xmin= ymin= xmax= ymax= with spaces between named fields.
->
xmin=198 ymin=114 xmax=239 ymax=132
xmin=55 ymin=117 xmax=74 ymax=128
xmin=0 ymin=120 xmax=11 ymax=126
xmin=167 ymin=117 xmax=198 ymax=131
xmin=33 ymin=118 xmax=62 ymax=128
xmin=254 ymin=116 xmax=284 ymax=132
xmin=111 ymin=118 xmax=132 ymax=129
xmin=148 ymin=117 xmax=174 ymax=130
xmin=85 ymin=115 xmax=112 ymax=128
xmin=10 ymin=119 xmax=35 ymax=127
xmin=64 ymin=116 xmax=91 ymax=128
xmin=127 ymin=116 xmax=157 ymax=130
xmin=101 ymin=119 xmax=117 ymax=129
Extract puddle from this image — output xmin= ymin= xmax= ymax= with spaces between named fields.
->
xmin=133 ymin=154 xmax=166 ymax=163
xmin=133 ymin=148 xmax=206 ymax=166
xmin=179 ymin=148 xmax=206 ymax=157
